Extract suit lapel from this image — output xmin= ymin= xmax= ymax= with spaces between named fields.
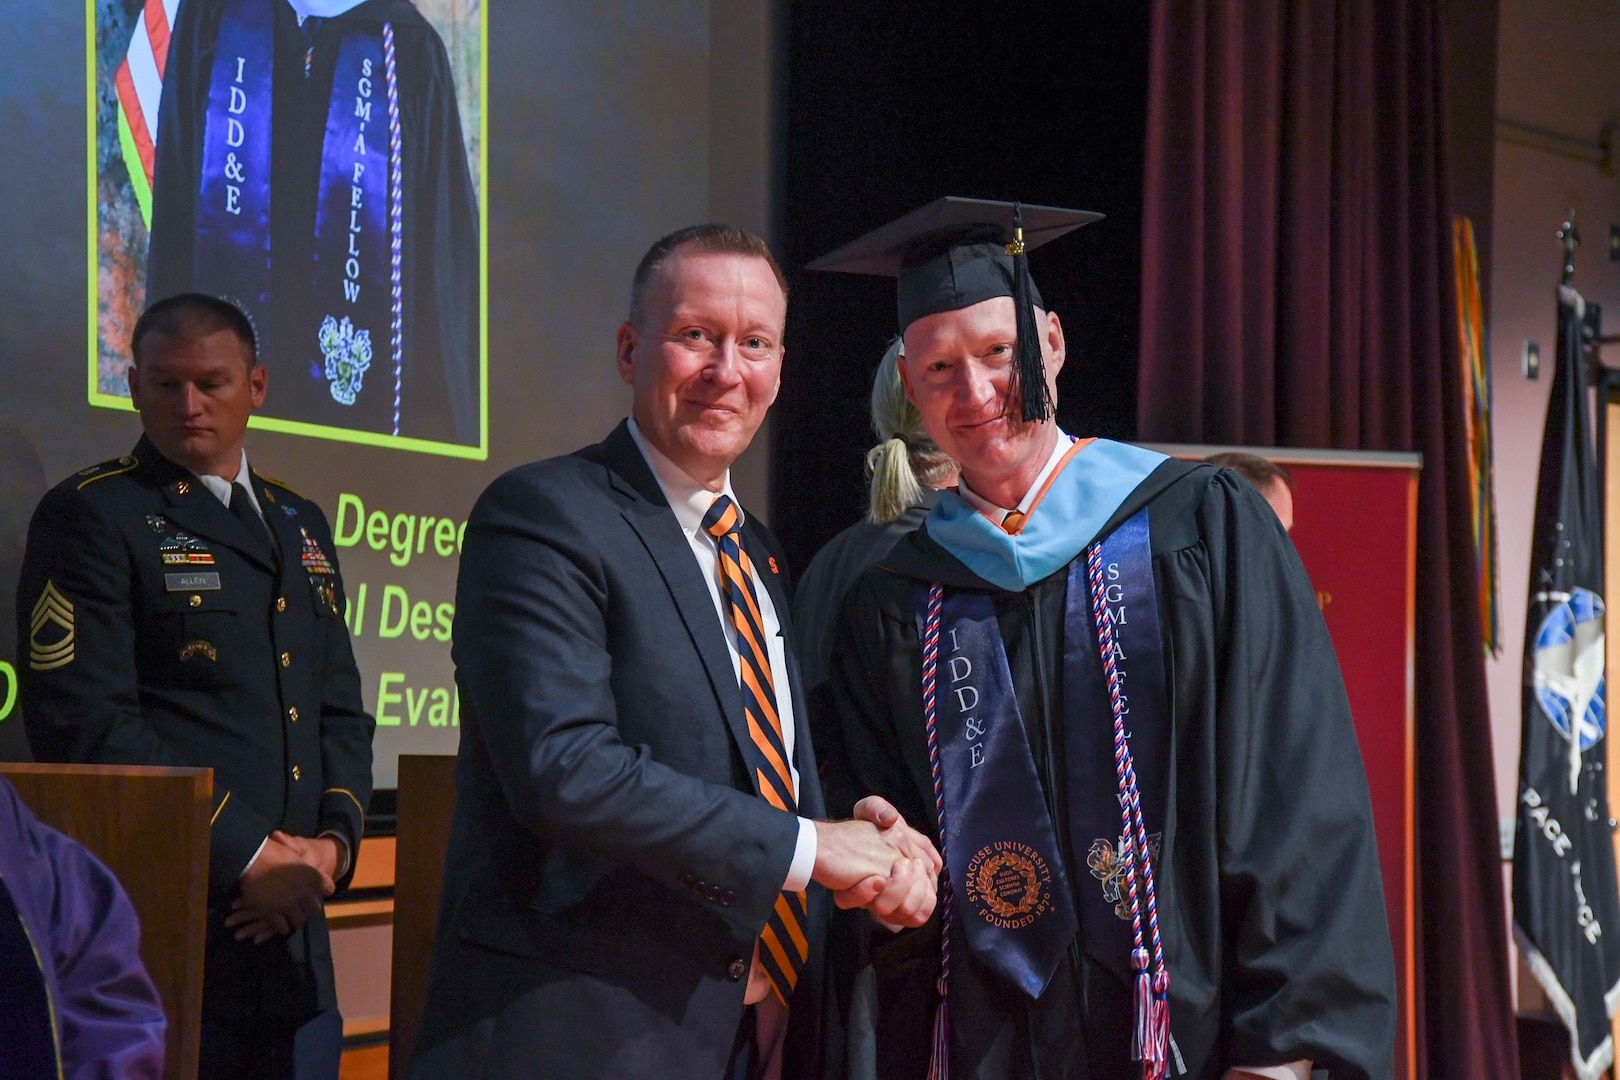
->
xmin=593 ymin=425 xmax=755 ymax=780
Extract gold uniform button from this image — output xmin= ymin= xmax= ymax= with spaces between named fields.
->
xmin=292 ymin=765 xmax=301 ymax=782
xmin=288 ymin=706 xmax=299 ymax=724
xmin=280 ymin=652 xmax=292 ymax=668
xmin=188 ymin=594 xmax=202 ymax=608
xmin=275 ymin=597 xmax=287 ymax=613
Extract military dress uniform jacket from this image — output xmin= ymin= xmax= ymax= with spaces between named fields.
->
xmin=16 ymin=437 xmax=375 ymax=1022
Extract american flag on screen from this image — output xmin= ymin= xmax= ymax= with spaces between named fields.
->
xmin=113 ymin=0 xmax=179 ymax=229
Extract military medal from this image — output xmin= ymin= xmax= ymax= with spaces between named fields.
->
xmin=159 ymin=531 xmax=215 ymax=566
xmin=300 ymin=528 xmax=341 ymax=614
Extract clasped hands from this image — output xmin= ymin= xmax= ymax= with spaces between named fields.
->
xmin=812 ymin=796 xmax=942 ymax=929
xmin=224 ymin=831 xmax=342 ymax=944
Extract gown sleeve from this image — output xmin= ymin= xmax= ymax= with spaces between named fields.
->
xmin=1196 ymin=473 xmax=1397 ymax=1078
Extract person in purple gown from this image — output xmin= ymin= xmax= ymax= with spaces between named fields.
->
xmin=0 ymin=774 xmax=166 ymax=1079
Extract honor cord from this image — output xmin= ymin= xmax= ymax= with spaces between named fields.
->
xmin=1085 ymin=542 xmax=1170 ymax=1079
xmin=384 ymin=22 xmax=404 ymax=437
xmin=920 ymin=582 xmax=951 ymax=1080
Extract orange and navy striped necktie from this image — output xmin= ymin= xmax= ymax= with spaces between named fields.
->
xmin=701 ymin=493 xmax=810 ymax=1005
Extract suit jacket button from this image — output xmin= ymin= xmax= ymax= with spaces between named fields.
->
xmin=678 ymin=873 xmax=695 ymax=889
xmin=720 ymin=890 xmax=736 ymax=907
xmin=288 ymin=706 xmax=299 ymax=724
xmin=189 ymin=594 xmax=202 ymax=608
xmin=280 ymin=651 xmax=292 ymax=668
xmin=726 ymin=958 xmax=746 ymax=981
xmin=276 ymin=597 xmax=288 ymax=613
xmin=292 ymin=765 xmax=301 ymax=781
xmin=693 ymin=879 xmax=708 ymax=895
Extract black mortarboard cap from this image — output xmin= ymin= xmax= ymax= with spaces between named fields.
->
xmin=808 ymin=197 xmax=1102 ymax=422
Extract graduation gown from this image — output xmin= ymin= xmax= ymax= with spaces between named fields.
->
xmin=818 ymin=456 xmax=1396 ymax=1080
xmin=147 ymin=0 xmax=479 ymax=446
xmin=793 ymin=491 xmax=939 ymax=694
xmin=0 ymin=776 xmax=166 ymax=1080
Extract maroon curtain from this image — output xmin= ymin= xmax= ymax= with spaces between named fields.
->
xmin=1137 ymin=2 xmax=1516 ymax=1078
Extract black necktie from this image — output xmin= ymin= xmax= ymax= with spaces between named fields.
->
xmin=228 ymin=483 xmax=276 ymax=566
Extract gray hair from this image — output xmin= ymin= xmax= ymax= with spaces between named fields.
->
xmin=865 ymin=338 xmax=956 ymax=524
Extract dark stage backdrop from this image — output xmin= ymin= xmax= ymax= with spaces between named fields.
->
xmin=1136 ymin=1 xmax=1516 ymax=1076
xmin=0 ymin=2 xmax=742 ymax=788
xmin=772 ymin=2 xmax=1151 ymax=576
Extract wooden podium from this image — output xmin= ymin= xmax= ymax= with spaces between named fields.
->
xmin=388 ymin=753 xmax=459 ymax=1080
xmin=1 ymin=763 xmax=211 ymax=1080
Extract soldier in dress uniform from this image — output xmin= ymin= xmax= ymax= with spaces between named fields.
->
xmin=16 ymin=293 xmax=375 ymax=1080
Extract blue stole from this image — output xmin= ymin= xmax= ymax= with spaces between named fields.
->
xmin=197 ymin=0 xmax=275 ymax=328
xmin=1062 ymin=510 xmax=1171 ymax=987
xmin=920 ymin=504 xmax=1174 ymax=1074
xmin=196 ymin=0 xmax=398 ymax=416
xmin=919 ymin=584 xmax=1080 ymax=1000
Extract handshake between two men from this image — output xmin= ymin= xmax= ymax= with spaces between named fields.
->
xmin=224 ymin=831 xmax=346 ymax=945
xmin=814 ymin=795 xmax=941 ymax=929
xmin=733 ymin=795 xmax=940 ymax=1008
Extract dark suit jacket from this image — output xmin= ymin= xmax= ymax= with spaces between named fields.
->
xmin=16 ymin=437 xmax=374 ymax=1023
xmin=411 ymin=421 xmax=828 ymax=1080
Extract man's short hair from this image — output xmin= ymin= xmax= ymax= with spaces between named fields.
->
xmin=628 ymin=224 xmax=788 ymax=324
xmin=132 ymin=293 xmax=258 ymax=368
xmin=1206 ymin=451 xmax=1294 ymax=493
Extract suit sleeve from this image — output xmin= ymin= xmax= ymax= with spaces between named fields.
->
xmin=309 ymin=508 xmax=374 ymax=892
xmin=452 ymin=471 xmax=800 ymax=933
xmin=18 ymin=487 xmax=274 ymax=885
xmin=1203 ymin=475 xmax=1397 ymax=1077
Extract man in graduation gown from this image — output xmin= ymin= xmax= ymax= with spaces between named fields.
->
xmin=147 ymin=0 xmax=479 ymax=447
xmin=811 ymin=199 xmax=1396 ymax=1079
xmin=0 ymin=774 xmax=167 ymax=1079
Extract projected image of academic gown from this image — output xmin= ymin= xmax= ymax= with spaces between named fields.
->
xmin=147 ymin=0 xmax=479 ymax=448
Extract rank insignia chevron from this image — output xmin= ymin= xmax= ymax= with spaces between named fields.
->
xmin=29 ymin=580 xmax=75 ymax=671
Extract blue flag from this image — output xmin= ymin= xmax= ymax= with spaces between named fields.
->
xmin=1513 ymin=282 xmax=1620 ymax=1080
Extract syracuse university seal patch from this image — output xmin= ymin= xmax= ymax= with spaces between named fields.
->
xmin=965 ymin=841 xmax=1054 ymax=930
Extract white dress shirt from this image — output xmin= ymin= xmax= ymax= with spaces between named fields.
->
xmin=627 ymin=419 xmax=818 ymax=892
xmin=195 ymin=449 xmax=263 ymax=516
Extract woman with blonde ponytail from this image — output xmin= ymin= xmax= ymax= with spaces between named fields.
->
xmin=864 ymin=339 xmax=958 ymax=525
xmin=792 ymin=339 xmax=958 ymax=692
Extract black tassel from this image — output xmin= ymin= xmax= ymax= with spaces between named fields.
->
xmin=1008 ymin=203 xmax=1050 ymax=423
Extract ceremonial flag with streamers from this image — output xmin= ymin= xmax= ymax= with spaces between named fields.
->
xmin=1513 ymin=282 xmax=1620 ymax=1080
xmin=1454 ymin=216 xmax=1502 ymax=654
xmin=114 ymin=0 xmax=178 ymax=230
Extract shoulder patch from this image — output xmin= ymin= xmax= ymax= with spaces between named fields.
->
xmin=29 ymin=581 xmax=75 ymax=671
xmin=74 ymin=455 xmax=139 ymax=491
xmin=258 ymin=474 xmax=306 ymax=500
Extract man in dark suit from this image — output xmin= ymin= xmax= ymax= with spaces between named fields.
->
xmin=17 ymin=293 xmax=375 ymax=1080
xmin=410 ymin=225 xmax=940 ymax=1080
